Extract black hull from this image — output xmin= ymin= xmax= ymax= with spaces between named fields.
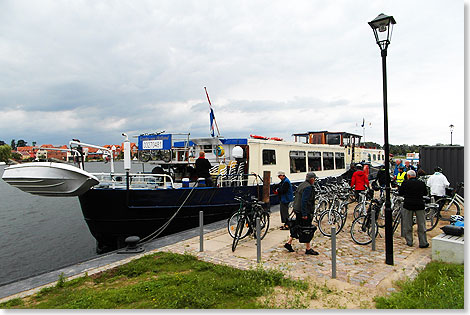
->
xmin=78 ymin=185 xmax=268 ymax=253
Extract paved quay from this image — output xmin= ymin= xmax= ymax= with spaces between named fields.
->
xmin=0 ymin=203 xmax=447 ymax=305
xmin=157 ymin=205 xmax=435 ymax=290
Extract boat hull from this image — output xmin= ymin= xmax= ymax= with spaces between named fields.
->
xmin=78 ymin=185 xmax=267 ymax=253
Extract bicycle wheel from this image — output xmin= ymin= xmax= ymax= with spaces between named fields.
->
xmin=318 ymin=210 xmax=343 ymax=237
xmin=440 ymin=198 xmax=461 ymax=221
xmin=227 ymin=211 xmax=250 ymax=239
xmin=314 ymin=200 xmax=328 ymax=223
xmin=353 ymin=203 xmax=366 ymax=219
xmin=232 ymin=215 xmax=248 ymax=252
xmin=425 ymin=206 xmax=440 ymax=231
xmin=350 ymin=215 xmax=378 ymax=245
xmin=253 ymin=210 xmax=270 ymax=240
xmin=376 ymin=204 xmax=386 ymax=228
xmin=392 ymin=212 xmax=401 ymax=234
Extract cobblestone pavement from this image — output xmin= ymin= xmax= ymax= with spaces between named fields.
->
xmin=155 ymin=207 xmax=447 ymax=290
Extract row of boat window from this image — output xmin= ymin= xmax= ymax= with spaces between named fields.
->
xmin=262 ymin=150 xmax=345 ymax=173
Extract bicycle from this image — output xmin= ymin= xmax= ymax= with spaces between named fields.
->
xmin=350 ymin=199 xmax=380 ymax=245
xmin=317 ymin=192 xmax=352 ymax=236
xmin=353 ymin=188 xmax=374 ymax=219
xmin=228 ymin=195 xmax=270 ymax=252
xmin=437 ymin=182 xmax=464 ymax=221
xmin=391 ymin=197 xmax=441 ymax=233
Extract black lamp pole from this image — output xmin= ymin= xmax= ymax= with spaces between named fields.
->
xmin=449 ymin=124 xmax=454 ymax=145
xmin=369 ymin=13 xmax=396 ymax=266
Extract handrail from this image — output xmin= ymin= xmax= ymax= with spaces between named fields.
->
xmin=91 ymin=172 xmax=175 ymax=188
xmin=69 ymin=140 xmax=115 ymax=173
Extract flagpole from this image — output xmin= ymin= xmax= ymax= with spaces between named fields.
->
xmin=204 ymin=87 xmax=220 ymax=137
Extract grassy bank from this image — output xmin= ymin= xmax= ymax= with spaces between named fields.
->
xmin=374 ymin=261 xmax=464 ymax=309
xmin=0 ymin=252 xmax=309 ymax=309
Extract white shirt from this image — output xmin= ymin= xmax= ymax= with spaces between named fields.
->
xmin=426 ymin=172 xmax=450 ymax=196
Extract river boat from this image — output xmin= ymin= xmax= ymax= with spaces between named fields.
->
xmin=2 ymin=131 xmax=385 ymax=253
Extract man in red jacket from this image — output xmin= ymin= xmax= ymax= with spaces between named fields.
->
xmin=351 ymin=164 xmax=370 ymax=201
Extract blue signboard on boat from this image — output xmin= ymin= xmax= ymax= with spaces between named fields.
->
xmin=138 ymin=134 xmax=172 ymax=150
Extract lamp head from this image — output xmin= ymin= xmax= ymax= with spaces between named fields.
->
xmin=368 ymin=13 xmax=396 ymax=51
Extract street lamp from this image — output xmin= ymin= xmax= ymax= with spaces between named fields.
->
xmin=449 ymin=124 xmax=454 ymax=145
xmin=369 ymin=13 xmax=396 ymax=266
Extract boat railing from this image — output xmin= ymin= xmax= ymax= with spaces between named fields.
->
xmin=92 ymin=172 xmax=175 ymax=189
xmin=214 ymin=173 xmax=264 ymax=187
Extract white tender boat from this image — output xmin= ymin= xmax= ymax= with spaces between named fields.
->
xmin=2 ymin=162 xmax=99 ymax=197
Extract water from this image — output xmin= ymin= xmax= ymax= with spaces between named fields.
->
xmin=0 ymin=161 xmax=155 ymax=286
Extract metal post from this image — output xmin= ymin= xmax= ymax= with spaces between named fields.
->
xmin=256 ymin=217 xmax=261 ymax=263
xmin=371 ymin=208 xmax=376 ymax=251
xmin=331 ymin=227 xmax=336 ymax=279
xmin=199 ymin=211 xmax=204 ymax=252
xmin=382 ymin=48 xmax=394 ymax=265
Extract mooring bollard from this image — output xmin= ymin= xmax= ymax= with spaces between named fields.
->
xmin=331 ymin=226 xmax=336 ymax=279
xmin=256 ymin=217 xmax=261 ymax=263
xmin=199 ymin=211 xmax=204 ymax=252
xmin=371 ymin=208 xmax=376 ymax=251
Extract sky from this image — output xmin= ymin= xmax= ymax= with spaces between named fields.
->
xmin=0 ymin=0 xmax=465 ymax=147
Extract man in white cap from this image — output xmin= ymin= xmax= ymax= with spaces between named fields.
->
xmin=276 ymin=170 xmax=293 ymax=230
xmin=398 ymin=170 xmax=429 ymax=248
xmin=284 ymin=172 xmax=319 ymax=255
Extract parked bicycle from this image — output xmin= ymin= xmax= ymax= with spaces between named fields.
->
xmin=437 ymin=182 xmax=464 ymax=221
xmin=228 ymin=195 xmax=270 ymax=252
xmin=350 ymin=199 xmax=380 ymax=245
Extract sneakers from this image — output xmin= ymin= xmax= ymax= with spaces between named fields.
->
xmin=305 ymin=248 xmax=319 ymax=255
xmin=284 ymin=243 xmax=295 ymax=252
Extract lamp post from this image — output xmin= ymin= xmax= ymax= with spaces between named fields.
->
xmin=449 ymin=124 xmax=454 ymax=145
xmin=369 ymin=13 xmax=396 ymax=266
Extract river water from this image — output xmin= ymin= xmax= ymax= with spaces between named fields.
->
xmin=0 ymin=161 xmax=154 ymax=286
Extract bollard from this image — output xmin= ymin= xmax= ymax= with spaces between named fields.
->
xmin=331 ymin=226 xmax=336 ymax=279
xmin=256 ymin=217 xmax=261 ymax=263
xmin=199 ymin=211 xmax=204 ymax=252
xmin=371 ymin=208 xmax=376 ymax=251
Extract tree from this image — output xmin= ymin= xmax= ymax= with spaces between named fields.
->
xmin=32 ymin=141 xmax=37 ymax=147
xmin=0 ymin=145 xmax=12 ymax=162
xmin=0 ymin=140 xmax=5 ymax=146
xmin=10 ymin=139 xmax=16 ymax=150
xmin=17 ymin=139 xmax=28 ymax=147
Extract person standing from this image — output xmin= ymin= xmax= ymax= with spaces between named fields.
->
xmin=395 ymin=166 xmax=407 ymax=186
xmin=284 ymin=172 xmax=319 ymax=255
xmin=195 ymin=151 xmax=213 ymax=187
xmin=398 ymin=170 xmax=429 ymax=248
xmin=427 ymin=166 xmax=450 ymax=212
xmin=393 ymin=159 xmax=405 ymax=177
xmin=276 ymin=171 xmax=294 ymax=230
xmin=350 ymin=164 xmax=370 ymax=201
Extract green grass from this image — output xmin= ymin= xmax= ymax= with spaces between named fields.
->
xmin=1 ymin=252 xmax=309 ymax=309
xmin=374 ymin=261 xmax=464 ymax=309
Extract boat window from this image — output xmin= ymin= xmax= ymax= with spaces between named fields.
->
xmin=382 ymin=154 xmax=385 ymax=161
xmin=368 ymin=153 xmax=371 ymax=162
xmin=262 ymin=149 xmax=276 ymax=165
xmin=373 ymin=154 xmax=377 ymax=161
xmin=326 ymin=134 xmax=341 ymax=145
xmin=290 ymin=151 xmax=306 ymax=173
xmin=323 ymin=152 xmax=334 ymax=170
xmin=335 ymin=152 xmax=345 ymax=169
xmin=308 ymin=151 xmax=322 ymax=172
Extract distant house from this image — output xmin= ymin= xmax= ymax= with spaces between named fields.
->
xmin=16 ymin=146 xmax=37 ymax=160
xmin=36 ymin=144 xmax=67 ymax=161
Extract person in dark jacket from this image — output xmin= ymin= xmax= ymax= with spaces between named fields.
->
xmin=195 ymin=151 xmax=213 ymax=187
xmin=275 ymin=170 xmax=294 ymax=230
xmin=351 ymin=164 xmax=370 ymax=201
xmin=375 ymin=164 xmax=388 ymax=187
xmin=398 ymin=170 xmax=429 ymax=248
xmin=284 ymin=172 xmax=319 ymax=255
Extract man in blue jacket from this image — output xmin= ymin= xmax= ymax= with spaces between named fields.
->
xmin=276 ymin=170 xmax=294 ymax=230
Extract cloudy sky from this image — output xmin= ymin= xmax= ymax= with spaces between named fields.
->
xmin=0 ymin=0 xmax=464 ymax=147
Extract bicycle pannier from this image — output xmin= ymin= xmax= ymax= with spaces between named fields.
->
xmin=297 ymin=225 xmax=317 ymax=243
